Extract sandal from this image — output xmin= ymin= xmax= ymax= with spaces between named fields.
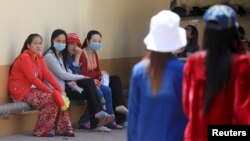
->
xmin=97 ymin=114 xmax=115 ymax=127
xmin=120 ymin=122 xmax=127 ymax=128
xmin=55 ymin=131 xmax=75 ymax=137
xmin=33 ymin=132 xmax=54 ymax=137
xmin=92 ymin=126 xmax=111 ymax=132
xmin=106 ymin=123 xmax=123 ymax=129
xmin=79 ymin=121 xmax=90 ymax=129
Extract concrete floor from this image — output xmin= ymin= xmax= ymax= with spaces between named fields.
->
xmin=0 ymin=129 xmax=127 ymax=141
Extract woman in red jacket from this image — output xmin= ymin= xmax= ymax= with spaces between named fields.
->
xmin=8 ymin=34 xmax=74 ymax=137
xmin=183 ymin=5 xmax=250 ymax=141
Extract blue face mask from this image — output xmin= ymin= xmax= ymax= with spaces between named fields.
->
xmin=53 ymin=42 xmax=66 ymax=51
xmin=90 ymin=42 xmax=101 ymax=51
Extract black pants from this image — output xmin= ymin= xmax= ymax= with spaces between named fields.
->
xmin=109 ymin=75 xmax=127 ymax=124
xmin=66 ymin=78 xmax=102 ymax=129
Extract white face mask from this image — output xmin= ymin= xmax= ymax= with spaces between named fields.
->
xmin=90 ymin=42 xmax=101 ymax=51
xmin=54 ymin=42 xmax=66 ymax=51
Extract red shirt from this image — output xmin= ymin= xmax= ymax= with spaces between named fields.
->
xmin=8 ymin=50 xmax=62 ymax=101
xmin=183 ymin=51 xmax=250 ymax=141
xmin=79 ymin=51 xmax=101 ymax=79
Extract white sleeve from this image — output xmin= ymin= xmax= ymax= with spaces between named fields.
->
xmin=44 ymin=53 xmax=84 ymax=81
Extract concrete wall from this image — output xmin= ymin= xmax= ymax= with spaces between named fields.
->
xmin=0 ymin=0 xmax=169 ymax=103
xmin=0 ymin=0 xmax=169 ymax=65
xmin=0 ymin=0 xmax=168 ymax=137
xmin=0 ymin=0 xmax=250 ymax=137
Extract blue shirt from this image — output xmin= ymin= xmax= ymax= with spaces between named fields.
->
xmin=66 ymin=54 xmax=81 ymax=75
xmin=127 ymin=57 xmax=187 ymax=141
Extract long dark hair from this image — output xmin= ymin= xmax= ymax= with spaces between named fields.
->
xmin=43 ymin=29 xmax=68 ymax=71
xmin=82 ymin=30 xmax=102 ymax=49
xmin=186 ymin=24 xmax=198 ymax=44
xmin=203 ymin=22 xmax=242 ymax=114
xmin=10 ymin=34 xmax=42 ymax=73
xmin=147 ymin=51 xmax=173 ymax=95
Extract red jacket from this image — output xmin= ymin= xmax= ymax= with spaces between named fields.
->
xmin=183 ymin=51 xmax=250 ymax=141
xmin=8 ymin=50 xmax=62 ymax=101
xmin=79 ymin=51 xmax=101 ymax=79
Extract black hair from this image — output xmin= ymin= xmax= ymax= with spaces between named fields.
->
xmin=185 ymin=24 xmax=198 ymax=44
xmin=43 ymin=29 xmax=68 ymax=71
xmin=203 ymin=21 xmax=242 ymax=114
xmin=238 ymin=26 xmax=245 ymax=40
xmin=82 ymin=30 xmax=102 ymax=49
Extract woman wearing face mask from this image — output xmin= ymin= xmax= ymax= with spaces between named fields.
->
xmin=80 ymin=30 xmax=128 ymax=128
xmin=43 ymin=29 xmax=115 ymax=131
xmin=61 ymin=32 xmax=112 ymax=132
xmin=8 ymin=34 xmax=73 ymax=137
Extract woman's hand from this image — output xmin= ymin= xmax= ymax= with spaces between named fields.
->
xmin=98 ymin=74 xmax=103 ymax=80
xmin=94 ymin=79 xmax=101 ymax=87
xmin=74 ymin=47 xmax=82 ymax=64
xmin=60 ymin=91 xmax=67 ymax=96
xmin=75 ymin=47 xmax=82 ymax=56
xmin=83 ymin=75 xmax=90 ymax=79
xmin=69 ymin=81 xmax=77 ymax=86
xmin=97 ymin=75 xmax=103 ymax=83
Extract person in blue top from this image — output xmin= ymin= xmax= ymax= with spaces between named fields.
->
xmin=127 ymin=10 xmax=187 ymax=141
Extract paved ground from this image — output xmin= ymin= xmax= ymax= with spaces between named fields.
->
xmin=0 ymin=129 xmax=127 ymax=141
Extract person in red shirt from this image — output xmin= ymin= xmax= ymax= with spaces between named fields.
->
xmin=8 ymin=34 xmax=74 ymax=137
xmin=80 ymin=30 xmax=128 ymax=127
xmin=183 ymin=5 xmax=250 ymax=141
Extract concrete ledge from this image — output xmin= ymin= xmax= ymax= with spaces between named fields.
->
xmin=0 ymin=89 xmax=128 ymax=119
xmin=0 ymin=102 xmax=33 ymax=119
xmin=0 ymin=104 xmax=86 ymax=137
xmin=0 ymin=101 xmax=86 ymax=119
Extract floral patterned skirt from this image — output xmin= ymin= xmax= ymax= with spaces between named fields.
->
xmin=23 ymin=88 xmax=72 ymax=136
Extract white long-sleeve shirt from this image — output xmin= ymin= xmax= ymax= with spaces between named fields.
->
xmin=44 ymin=50 xmax=84 ymax=90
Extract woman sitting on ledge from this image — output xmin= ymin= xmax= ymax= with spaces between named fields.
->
xmin=8 ymin=34 xmax=74 ymax=137
xmin=80 ymin=30 xmax=128 ymax=128
xmin=44 ymin=29 xmax=114 ymax=131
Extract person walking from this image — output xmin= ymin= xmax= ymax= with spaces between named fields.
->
xmin=183 ymin=5 xmax=250 ymax=141
xmin=127 ymin=10 xmax=187 ymax=141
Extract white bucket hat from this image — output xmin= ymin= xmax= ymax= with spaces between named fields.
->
xmin=144 ymin=10 xmax=187 ymax=52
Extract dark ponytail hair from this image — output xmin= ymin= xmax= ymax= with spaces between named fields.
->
xmin=82 ymin=30 xmax=102 ymax=49
xmin=43 ymin=29 xmax=68 ymax=71
xmin=10 ymin=33 xmax=42 ymax=73
xmin=203 ymin=21 xmax=242 ymax=114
